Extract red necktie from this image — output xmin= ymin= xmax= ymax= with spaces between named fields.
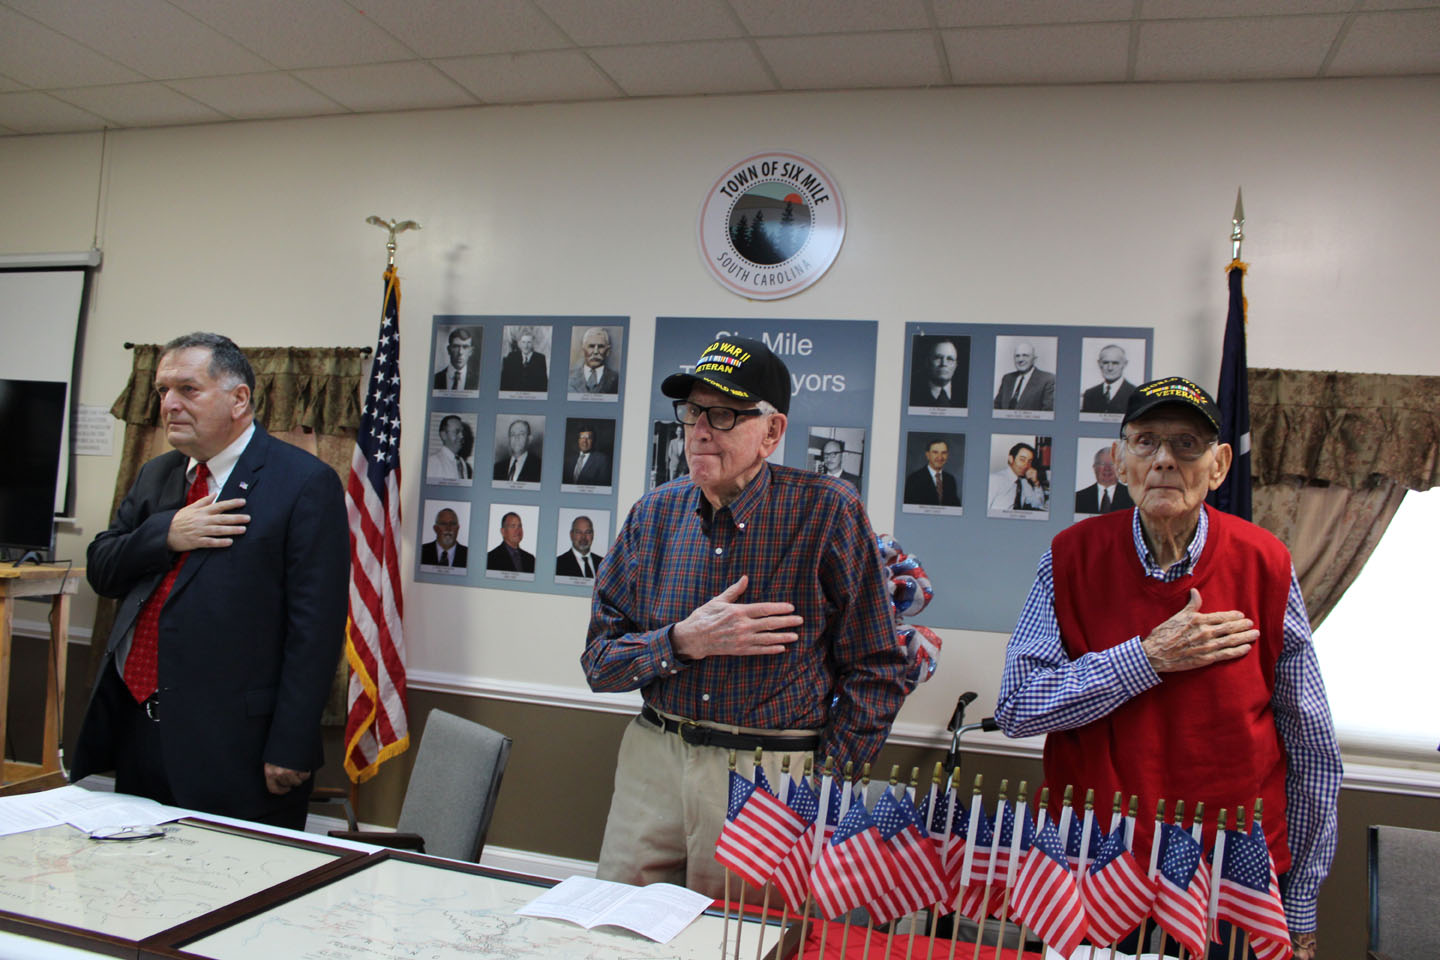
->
xmin=935 ymin=471 xmax=944 ymax=503
xmin=124 ymin=463 xmax=211 ymax=703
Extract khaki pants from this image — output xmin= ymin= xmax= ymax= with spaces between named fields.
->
xmin=595 ymin=709 xmax=818 ymax=899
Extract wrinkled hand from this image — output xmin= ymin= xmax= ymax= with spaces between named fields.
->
xmin=166 ymin=496 xmax=249 ymax=551
xmin=1142 ymin=588 xmax=1257 ymax=673
xmin=1292 ymin=932 xmax=1317 ymax=960
xmin=670 ymin=575 xmax=803 ymax=660
xmin=263 ymin=763 xmax=311 ymax=796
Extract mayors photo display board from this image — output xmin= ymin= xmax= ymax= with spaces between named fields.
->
xmin=896 ymin=323 xmax=1153 ymax=633
xmin=417 ymin=316 xmax=628 ymax=597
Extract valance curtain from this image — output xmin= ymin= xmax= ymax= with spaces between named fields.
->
xmin=90 ymin=344 xmax=368 ymax=724
xmin=1249 ymin=368 xmax=1440 ymax=627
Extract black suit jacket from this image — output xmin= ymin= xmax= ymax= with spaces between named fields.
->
xmin=903 ymin=467 xmax=961 ymax=506
xmin=908 ymin=378 xmax=966 ymax=408
xmin=563 ymin=451 xmax=612 ymax=486
xmin=433 ymin=363 xmax=479 ymax=390
xmin=556 ymin=550 xmax=603 ymax=578
xmin=72 ymin=425 xmax=349 ymax=822
xmin=1074 ymin=482 xmax=1135 ymax=515
xmin=421 ymin=540 xmax=468 ymax=567
xmin=487 ymin=543 xmax=535 ymax=573
xmin=994 ymin=369 xmax=1056 ymax=411
xmin=499 ymin=351 xmax=548 ymax=392
xmin=493 ymin=453 xmax=542 ymax=482
xmin=1080 ymin=379 xmax=1135 ymax=414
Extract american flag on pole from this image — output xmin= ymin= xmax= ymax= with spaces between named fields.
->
xmin=771 ymin=774 xmax=821 ymax=913
xmin=1208 ymin=255 xmax=1252 ymax=519
xmin=988 ymin=798 xmax=1035 ymax=918
xmin=956 ymin=802 xmax=994 ymax=920
xmin=343 ymin=266 xmax=409 ymax=782
xmin=714 ymin=767 xmax=806 ymax=890
xmin=866 ymin=790 xmax=948 ymax=924
xmin=1011 ymin=818 xmax=1088 ymax=957
xmin=1216 ymin=821 xmax=1292 ymax=960
xmin=1067 ymin=807 xmax=1105 ymax=872
xmin=810 ymin=800 xmax=896 ymax=920
xmin=938 ymin=794 xmax=969 ymax=894
xmin=1152 ymin=823 xmax=1212 ymax=958
xmin=1081 ymin=824 xmax=1155 ymax=944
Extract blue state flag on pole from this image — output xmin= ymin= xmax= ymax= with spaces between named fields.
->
xmin=1208 ymin=259 xmax=1252 ymax=520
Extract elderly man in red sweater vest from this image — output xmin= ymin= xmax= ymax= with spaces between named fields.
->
xmin=998 ymin=376 xmax=1340 ymax=960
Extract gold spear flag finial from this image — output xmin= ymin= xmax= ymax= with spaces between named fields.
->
xmin=1231 ymin=188 xmax=1244 ymax=261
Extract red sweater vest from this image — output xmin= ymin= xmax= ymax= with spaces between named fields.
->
xmin=1045 ymin=505 xmax=1293 ymax=873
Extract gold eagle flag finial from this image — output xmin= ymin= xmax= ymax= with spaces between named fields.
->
xmin=365 ymin=216 xmax=421 ymax=267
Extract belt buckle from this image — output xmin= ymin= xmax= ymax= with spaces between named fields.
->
xmin=678 ymin=719 xmax=703 ymax=745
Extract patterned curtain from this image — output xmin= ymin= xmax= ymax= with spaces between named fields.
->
xmin=89 ymin=344 xmax=368 ymax=724
xmin=1249 ymin=368 xmax=1440 ymax=627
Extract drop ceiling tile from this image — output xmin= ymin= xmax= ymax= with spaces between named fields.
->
xmin=169 ymin=0 xmax=414 ymax=69
xmin=356 ymin=0 xmax=571 ymax=58
xmin=729 ymin=0 xmax=930 ymax=36
xmin=169 ymin=72 xmax=348 ymax=120
xmin=1329 ymin=9 xmax=1440 ymax=75
xmin=52 ymin=81 xmax=228 ymax=127
xmin=0 ymin=91 xmax=107 ymax=134
xmin=1141 ymin=0 xmax=1353 ymax=18
xmin=436 ymin=50 xmax=618 ymax=103
xmin=0 ymin=5 xmax=144 ymax=88
xmin=755 ymin=31 xmax=945 ymax=90
xmin=4 ymin=0 xmax=273 ymax=79
xmin=933 ymin=0 xmax=1135 ymax=28
xmin=293 ymin=61 xmax=478 ymax=113
xmin=944 ymin=23 xmax=1131 ymax=84
xmin=535 ymin=0 xmax=743 ymax=45
xmin=1135 ymin=15 xmax=1345 ymax=80
xmin=589 ymin=40 xmax=774 ymax=97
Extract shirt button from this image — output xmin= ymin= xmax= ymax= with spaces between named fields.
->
xmin=714 ymin=547 xmax=723 ymax=556
xmin=632 ymin=676 xmax=640 ymax=682
xmin=660 ymin=660 xmax=668 ymax=668
xmin=738 ymin=522 xmax=746 ymax=530
xmin=702 ymin=693 xmax=710 ymax=702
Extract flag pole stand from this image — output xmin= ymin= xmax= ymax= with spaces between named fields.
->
xmin=734 ymin=883 xmax=748 ymax=960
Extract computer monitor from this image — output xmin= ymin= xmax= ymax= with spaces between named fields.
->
xmin=0 ymin=379 xmax=67 ymax=553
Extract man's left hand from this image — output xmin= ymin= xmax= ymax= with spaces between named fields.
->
xmin=263 ymin=763 xmax=311 ymax=795
xmin=1292 ymin=932 xmax=1316 ymax=960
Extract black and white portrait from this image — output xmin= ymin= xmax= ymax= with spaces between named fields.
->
xmin=425 ymin=412 xmax=476 ymax=486
xmin=492 ymin=413 xmax=545 ymax=489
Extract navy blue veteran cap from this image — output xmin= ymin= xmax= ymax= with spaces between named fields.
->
xmin=1121 ymin=376 xmax=1221 ymax=433
xmin=661 ymin=336 xmax=792 ymax=415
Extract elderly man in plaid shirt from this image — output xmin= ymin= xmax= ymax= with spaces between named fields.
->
xmin=997 ymin=377 xmax=1341 ymax=960
xmin=583 ymin=334 xmax=907 ymax=898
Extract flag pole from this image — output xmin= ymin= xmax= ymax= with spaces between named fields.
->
xmin=925 ymin=763 xmax=953 ymax=960
xmin=950 ymin=774 xmax=983 ymax=960
xmin=752 ymin=755 xmax=790 ymax=960
xmin=992 ymin=780 xmax=1027 ymax=960
xmin=1226 ymin=799 xmax=1245 ymax=960
xmin=732 ymin=747 xmax=764 ymax=960
xmin=1232 ymin=187 xmax=1244 ymax=262
xmin=801 ymin=757 xmax=834 ymax=956
xmin=839 ymin=763 xmax=871 ymax=960
xmin=972 ymin=779 xmax=1008 ymax=960
xmin=722 ymin=750 xmax=736 ymax=960
xmin=1171 ymin=800 xmax=1187 ymax=960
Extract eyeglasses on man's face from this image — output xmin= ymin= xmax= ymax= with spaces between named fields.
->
xmin=673 ymin=399 xmax=765 ymax=432
xmin=1121 ymin=431 xmax=1215 ymax=461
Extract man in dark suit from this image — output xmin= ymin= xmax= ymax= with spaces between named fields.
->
xmin=486 ymin=511 xmax=535 ymax=573
xmin=556 ymin=515 xmax=603 ymax=579
xmin=909 ymin=337 xmax=967 ymax=408
xmin=564 ymin=423 xmax=612 ymax=487
xmin=493 ymin=418 xmax=542 ymax=482
xmin=72 ymin=333 xmax=348 ymax=829
xmin=420 ymin=507 xmax=468 ymax=567
xmin=818 ymin=438 xmax=861 ymax=490
xmin=568 ymin=326 xmax=620 ymax=394
xmin=433 ymin=327 xmax=479 ymax=391
xmin=903 ymin=437 xmax=961 ymax=506
xmin=1080 ymin=344 xmax=1136 ymax=414
xmin=1074 ymin=446 xmax=1135 ymax=515
xmin=499 ymin=332 xmax=548 ymax=392
xmin=994 ymin=339 xmax=1056 ymax=411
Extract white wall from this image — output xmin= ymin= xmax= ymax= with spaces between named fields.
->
xmin=3 ymin=77 xmax=1436 ymax=747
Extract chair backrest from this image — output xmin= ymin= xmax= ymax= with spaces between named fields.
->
xmin=396 ymin=709 xmax=512 ymax=862
xmin=1369 ymin=824 xmax=1440 ymax=958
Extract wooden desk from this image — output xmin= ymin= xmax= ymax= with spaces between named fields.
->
xmin=0 ymin=565 xmax=82 ymax=796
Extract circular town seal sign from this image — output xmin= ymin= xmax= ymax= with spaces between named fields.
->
xmin=698 ymin=151 xmax=845 ymax=300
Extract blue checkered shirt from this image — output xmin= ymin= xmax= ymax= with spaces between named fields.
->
xmin=582 ymin=462 xmax=907 ymax=764
xmin=996 ymin=508 xmax=1341 ymax=933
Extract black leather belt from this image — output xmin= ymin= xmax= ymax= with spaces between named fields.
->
xmin=640 ymin=705 xmax=819 ymax=752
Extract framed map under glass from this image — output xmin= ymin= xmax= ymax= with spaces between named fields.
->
xmin=151 ymin=852 xmax=761 ymax=960
xmin=0 ymin=819 xmax=359 ymax=957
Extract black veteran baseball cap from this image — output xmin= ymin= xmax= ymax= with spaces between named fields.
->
xmin=1122 ymin=376 xmax=1222 ymax=433
xmin=661 ymin=336 xmax=792 ymax=415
